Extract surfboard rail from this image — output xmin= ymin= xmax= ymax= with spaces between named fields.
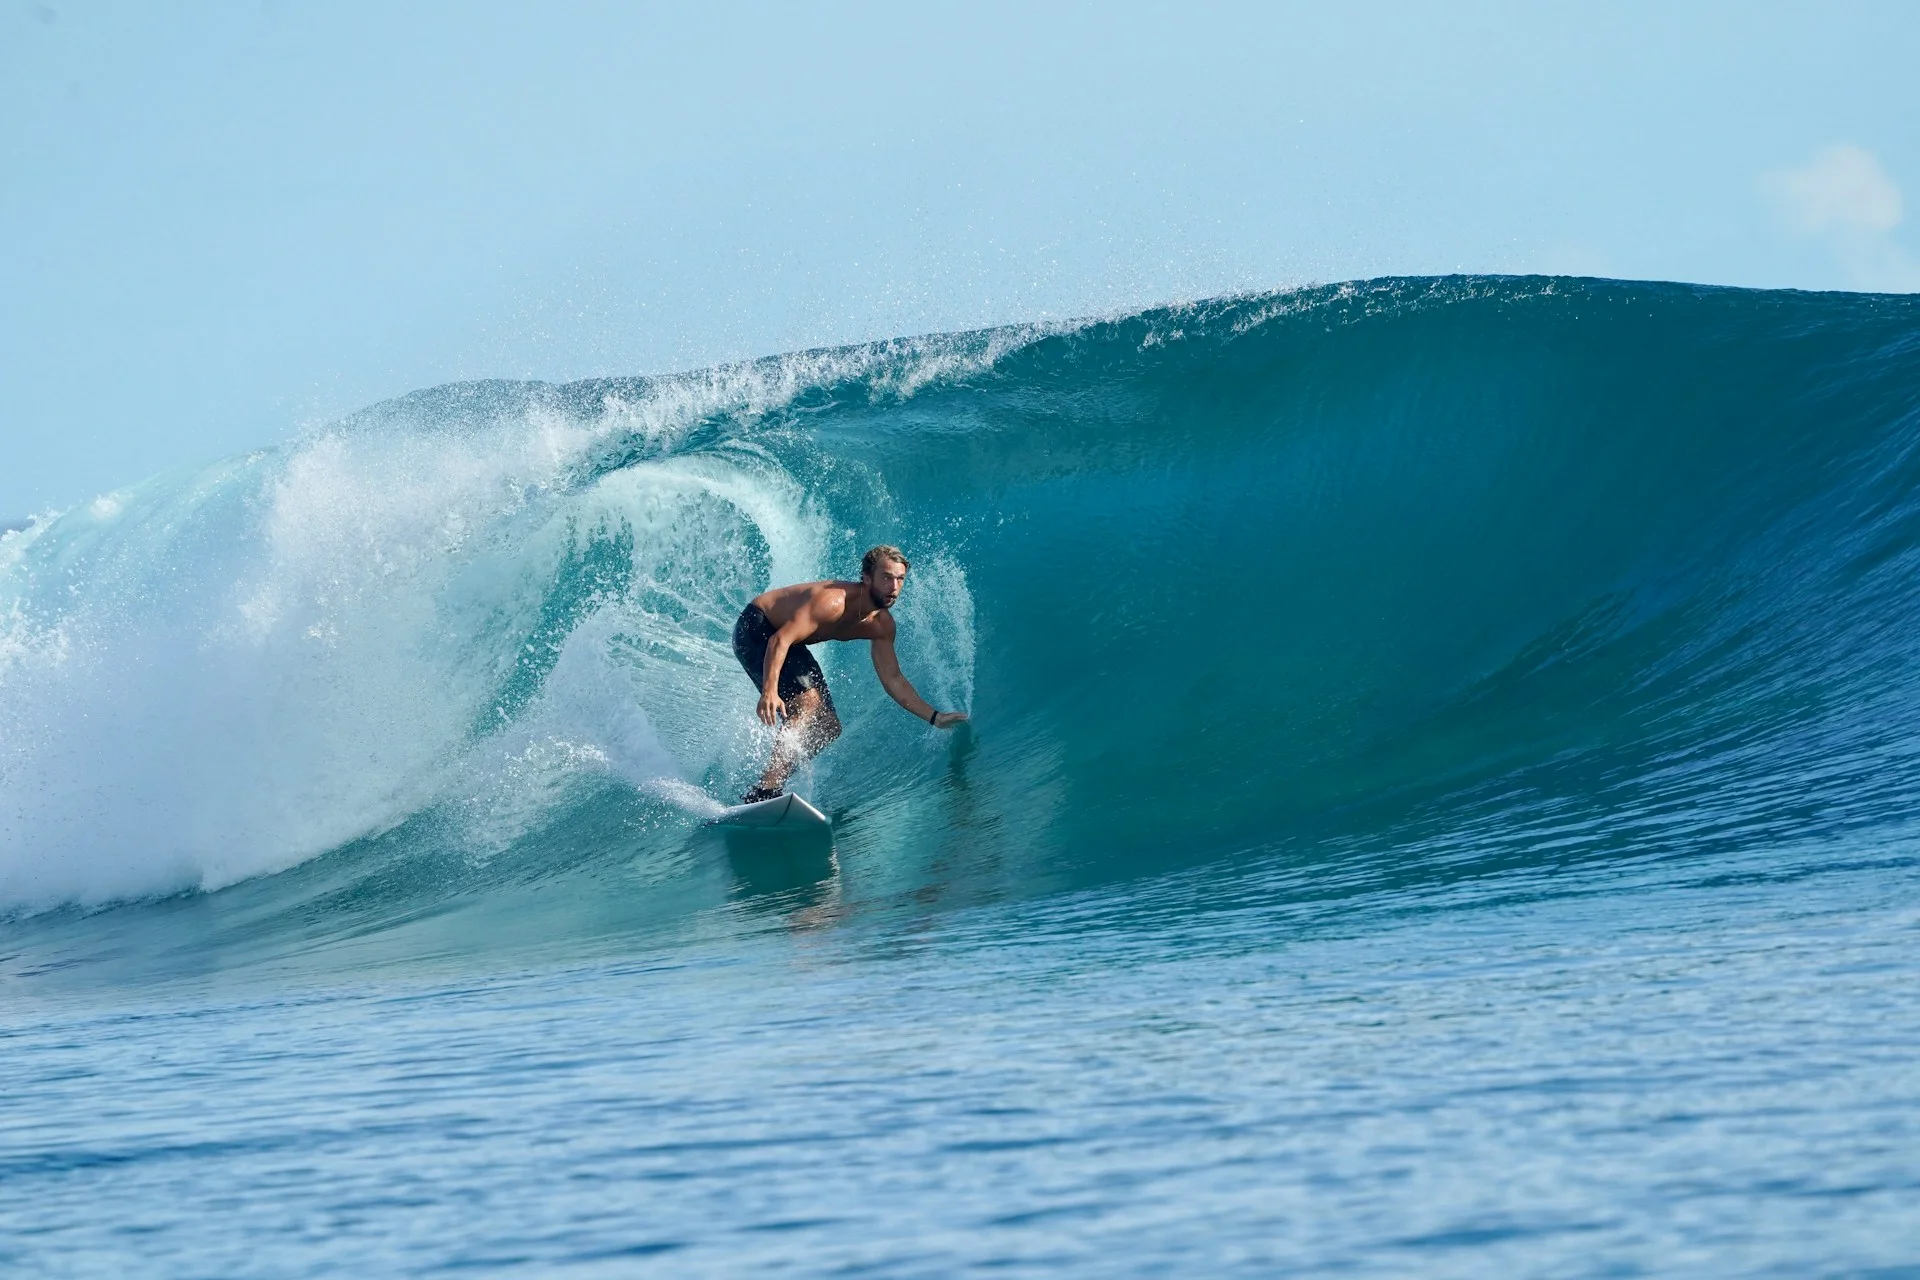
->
xmin=709 ymin=792 xmax=830 ymax=830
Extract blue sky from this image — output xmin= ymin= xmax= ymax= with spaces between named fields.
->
xmin=4 ymin=1 xmax=1917 ymax=516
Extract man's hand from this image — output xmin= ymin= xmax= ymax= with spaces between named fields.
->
xmin=931 ymin=711 xmax=968 ymax=730
xmin=757 ymin=691 xmax=786 ymax=726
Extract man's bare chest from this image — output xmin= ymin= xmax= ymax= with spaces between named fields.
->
xmin=804 ymin=616 xmax=881 ymax=645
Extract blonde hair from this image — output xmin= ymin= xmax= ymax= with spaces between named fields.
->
xmin=861 ymin=544 xmax=909 ymax=577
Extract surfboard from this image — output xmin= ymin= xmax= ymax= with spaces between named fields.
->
xmin=709 ymin=792 xmax=831 ymax=830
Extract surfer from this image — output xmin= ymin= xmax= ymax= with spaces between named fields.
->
xmin=732 ymin=545 xmax=966 ymax=802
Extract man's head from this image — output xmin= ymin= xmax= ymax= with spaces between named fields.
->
xmin=860 ymin=544 xmax=909 ymax=609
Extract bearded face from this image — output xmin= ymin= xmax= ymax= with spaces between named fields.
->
xmin=864 ymin=558 xmax=907 ymax=609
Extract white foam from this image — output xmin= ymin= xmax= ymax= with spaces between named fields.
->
xmin=893 ymin=552 xmax=976 ymax=717
xmin=0 ymin=333 xmax=1011 ymax=913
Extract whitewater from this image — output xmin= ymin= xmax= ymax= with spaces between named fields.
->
xmin=4 ymin=277 xmax=1919 ymax=1274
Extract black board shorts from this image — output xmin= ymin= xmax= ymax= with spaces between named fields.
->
xmin=732 ymin=603 xmax=835 ymax=710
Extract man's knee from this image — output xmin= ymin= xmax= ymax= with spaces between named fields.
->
xmin=792 ymin=689 xmax=840 ymax=747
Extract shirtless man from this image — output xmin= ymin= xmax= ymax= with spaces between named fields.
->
xmin=731 ymin=544 xmax=967 ymax=802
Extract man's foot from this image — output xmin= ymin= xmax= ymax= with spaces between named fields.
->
xmin=739 ymin=784 xmax=783 ymax=804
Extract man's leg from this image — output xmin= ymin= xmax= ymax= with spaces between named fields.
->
xmin=750 ymin=687 xmax=843 ymax=799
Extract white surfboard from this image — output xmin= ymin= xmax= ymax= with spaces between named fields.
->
xmin=709 ymin=792 xmax=831 ymax=830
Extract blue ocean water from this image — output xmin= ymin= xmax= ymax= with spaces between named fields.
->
xmin=4 ymin=277 xmax=1920 ymax=1274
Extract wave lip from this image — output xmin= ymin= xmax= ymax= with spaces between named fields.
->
xmin=3 ymin=277 xmax=1919 ymax=939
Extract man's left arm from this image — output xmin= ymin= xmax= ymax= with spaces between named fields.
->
xmin=871 ymin=627 xmax=967 ymax=729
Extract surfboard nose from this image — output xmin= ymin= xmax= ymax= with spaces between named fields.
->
xmin=710 ymin=792 xmax=831 ymax=830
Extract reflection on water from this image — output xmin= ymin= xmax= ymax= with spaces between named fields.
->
xmin=723 ymin=827 xmax=840 ymax=916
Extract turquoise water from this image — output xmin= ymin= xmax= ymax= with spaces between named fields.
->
xmin=4 ymin=277 xmax=1920 ymax=1273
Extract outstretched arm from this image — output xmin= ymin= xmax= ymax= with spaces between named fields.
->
xmin=871 ymin=629 xmax=967 ymax=728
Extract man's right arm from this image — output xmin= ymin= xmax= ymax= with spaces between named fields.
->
xmin=757 ymin=591 xmax=828 ymax=725
xmin=758 ymin=619 xmax=811 ymax=724
xmin=757 ymin=629 xmax=792 ymax=725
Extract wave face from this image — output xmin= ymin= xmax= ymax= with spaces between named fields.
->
xmin=3 ymin=278 xmax=1919 ymax=956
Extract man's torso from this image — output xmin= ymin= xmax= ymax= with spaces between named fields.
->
xmin=750 ymin=581 xmax=889 ymax=645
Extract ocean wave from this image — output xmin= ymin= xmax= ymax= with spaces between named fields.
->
xmin=4 ymin=277 xmax=1918 ymax=948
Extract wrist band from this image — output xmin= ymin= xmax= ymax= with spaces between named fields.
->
xmin=927 ymin=708 xmax=937 ymax=724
